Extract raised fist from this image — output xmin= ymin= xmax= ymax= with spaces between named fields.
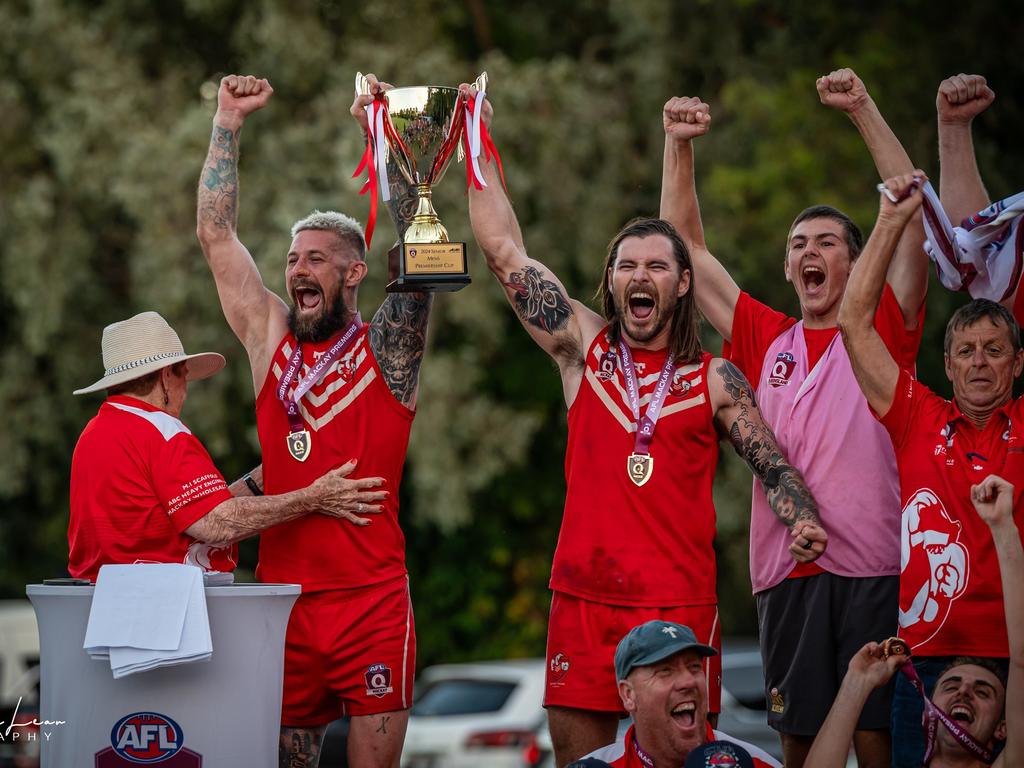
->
xmin=217 ymin=75 xmax=273 ymax=119
xmin=816 ymin=68 xmax=869 ymax=113
xmin=877 ymin=171 xmax=926 ymax=223
xmin=663 ymin=96 xmax=711 ymax=141
xmin=937 ymin=73 xmax=995 ymax=125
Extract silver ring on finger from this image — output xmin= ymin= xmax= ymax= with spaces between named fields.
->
xmin=357 ymin=503 xmax=363 ymax=513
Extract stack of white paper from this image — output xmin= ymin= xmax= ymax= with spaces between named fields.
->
xmin=83 ymin=563 xmax=212 ymax=679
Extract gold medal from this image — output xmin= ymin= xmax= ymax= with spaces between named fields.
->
xmin=627 ymin=453 xmax=653 ymax=486
xmin=287 ymin=430 xmax=312 ymax=462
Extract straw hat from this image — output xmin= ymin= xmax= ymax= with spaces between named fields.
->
xmin=73 ymin=311 xmax=225 ymax=396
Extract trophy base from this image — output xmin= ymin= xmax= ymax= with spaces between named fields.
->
xmin=386 ymin=274 xmax=472 ymax=293
xmin=386 ymin=242 xmax=471 ymax=293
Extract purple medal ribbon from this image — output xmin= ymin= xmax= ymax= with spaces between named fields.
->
xmin=631 ymin=732 xmax=655 ymax=767
xmin=898 ymin=659 xmax=994 ymax=764
xmin=618 ymin=342 xmax=677 ymax=456
xmin=276 ymin=314 xmax=362 ymax=434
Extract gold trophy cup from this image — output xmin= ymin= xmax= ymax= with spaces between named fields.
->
xmin=357 ymin=72 xmax=488 ymax=292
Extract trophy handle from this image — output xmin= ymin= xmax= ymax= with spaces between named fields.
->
xmin=474 ymin=71 xmax=488 ymax=93
xmin=355 ymin=71 xmax=371 ymax=97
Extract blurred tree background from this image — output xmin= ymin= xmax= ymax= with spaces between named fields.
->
xmin=1 ymin=0 xmax=1022 ymax=668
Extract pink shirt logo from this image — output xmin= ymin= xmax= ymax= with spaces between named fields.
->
xmin=767 ymin=352 xmax=796 ymax=388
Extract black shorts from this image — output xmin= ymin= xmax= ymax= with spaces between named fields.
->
xmin=756 ymin=572 xmax=898 ymax=736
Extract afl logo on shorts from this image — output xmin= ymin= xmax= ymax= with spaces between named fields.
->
xmin=365 ymin=663 xmax=395 ymax=698
xmin=767 ymin=352 xmax=796 ymax=388
xmin=109 ymin=712 xmax=184 ymax=763
xmin=548 ymin=652 xmax=571 ymax=685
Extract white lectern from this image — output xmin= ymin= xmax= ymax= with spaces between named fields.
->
xmin=27 ymin=583 xmax=300 ymax=767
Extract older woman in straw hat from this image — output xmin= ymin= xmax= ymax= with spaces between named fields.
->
xmin=68 ymin=311 xmax=386 ymax=581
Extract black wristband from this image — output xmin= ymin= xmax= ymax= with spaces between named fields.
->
xmin=243 ymin=474 xmax=263 ymax=496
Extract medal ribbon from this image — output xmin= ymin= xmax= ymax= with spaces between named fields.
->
xmin=276 ymin=315 xmax=362 ymax=434
xmin=897 ymin=659 xmax=994 ymax=764
xmin=630 ymin=733 xmax=655 ymax=767
xmin=618 ymin=343 xmax=676 ymax=456
xmin=463 ymin=90 xmax=506 ymax=192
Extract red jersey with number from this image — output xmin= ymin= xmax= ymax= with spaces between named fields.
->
xmin=551 ymin=331 xmax=718 ymax=607
xmin=69 ymin=396 xmax=236 ymax=581
xmin=255 ymin=327 xmax=414 ymax=592
xmin=880 ymin=368 xmax=1024 ymax=656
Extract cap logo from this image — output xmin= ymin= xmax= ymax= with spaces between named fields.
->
xmin=661 ymin=626 xmax=679 ymax=638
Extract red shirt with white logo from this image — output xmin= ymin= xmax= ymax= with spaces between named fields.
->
xmin=69 ymin=395 xmax=236 ymax=581
xmin=725 ymin=285 xmax=923 ymax=580
xmin=588 ymin=723 xmax=781 ymax=767
xmin=254 ymin=327 xmax=414 ymax=592
xmin=552 ymin=332 xmax=718 ymax=607
xmin=880 ymin=368 xmax=1024 ymax=656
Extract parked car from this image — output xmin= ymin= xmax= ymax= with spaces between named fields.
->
xmin=401 ymin=659 xmax=549 ymax=768
xmin=0 ymin=600 xmax=41 ymax=768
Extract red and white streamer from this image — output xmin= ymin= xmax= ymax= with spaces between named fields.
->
xmin=462 ymin=90 xmax=506 ymax=192
xmin=352 ymin=97 xmax=392 ymax=248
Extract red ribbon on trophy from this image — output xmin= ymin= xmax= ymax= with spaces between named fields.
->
xmin=463 ymin=89 xmax=506 ymax=192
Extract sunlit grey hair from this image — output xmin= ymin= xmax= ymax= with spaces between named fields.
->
xmin=290 ymin=210 xmax=366 ymax=260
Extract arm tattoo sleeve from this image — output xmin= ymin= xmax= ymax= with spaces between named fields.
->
xmin=368 ymin=292 xmax=433 ymax=406
xmin=503 ymin=266 xmax=573 ymax=334
xmin=717 ymin=360 xmax=820 ymax=528
xmin=198 ymin=125 xmax=240 ymax=233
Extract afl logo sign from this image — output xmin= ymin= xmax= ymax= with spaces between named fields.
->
xmin=110 ymin=712 xmax=183 ymax=763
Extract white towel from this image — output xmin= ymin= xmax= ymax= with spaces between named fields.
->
xmin=922 ymin=181 xmax=1024 ymax=302
xmin=84 ymin=563 xmax=212 ymax=678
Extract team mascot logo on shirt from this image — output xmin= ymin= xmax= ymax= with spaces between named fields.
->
xmin=670 ymin=368 xmax=692 ymax=397
xmin=767 ymin=352 xmax=796 ymax=388
xmin=898 ymin=489 xmax=970 ymax=648
xmin=94 ymin=711 xmax=202 ymax=765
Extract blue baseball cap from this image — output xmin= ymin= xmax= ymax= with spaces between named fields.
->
xmin=614 ymin=620 xmax=718 ymax=680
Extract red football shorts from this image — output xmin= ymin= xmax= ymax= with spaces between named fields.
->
xmin=543 ymin=591 xmax=721 ymax=713
xmin=281 ymin=575 xmax=416 ymax=725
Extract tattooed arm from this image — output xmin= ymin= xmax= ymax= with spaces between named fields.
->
xmin=196 ymin=75 xmax=288 ymax=389
xmin=462 ymin=86 xmax=603 ymax=402
xmin=709 ymin=358 xmax=827 ymax=562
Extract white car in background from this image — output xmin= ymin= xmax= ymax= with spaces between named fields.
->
xmin=401 ymin=659 xmax=549 ymax=768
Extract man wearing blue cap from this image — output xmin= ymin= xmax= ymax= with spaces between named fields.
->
xmin=584 ymin=620 xmax=780 ymax=767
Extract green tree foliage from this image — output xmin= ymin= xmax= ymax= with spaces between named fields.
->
xmin=1 ymin=0 xmax=1021 ymax=666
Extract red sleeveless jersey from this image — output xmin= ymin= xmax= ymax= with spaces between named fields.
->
xmin=255 ymin=327 xmax=414 ymax=591
xmin=551 ymin=331 xmax=719 ymax=607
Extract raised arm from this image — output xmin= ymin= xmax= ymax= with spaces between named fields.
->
xmin=805 ymin=642 xmax=907 ymax=768
xmin=708 ymin=358 xmax=828 ymax=562
xmin=463 ymin=85 xmax=602 ymax=401
xmin=838 ymin=172 xmax=925 ymax=417
xmin=817 ymin=68 xmax=926 ymax=325
xmin=970 ymin=474 xmax=1023 ymax=768
xmin=659 ymin=97 xmax=741 ymax=340
xmin=937 ymin=73 xmax=995 ymax=224
xmin=351 ymin=74 xmax=434 ymax=410
xmin=185 ymin=460 xmax=387 ymax=547
xmin=196 ymin=75 xmax=288 ymax=387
